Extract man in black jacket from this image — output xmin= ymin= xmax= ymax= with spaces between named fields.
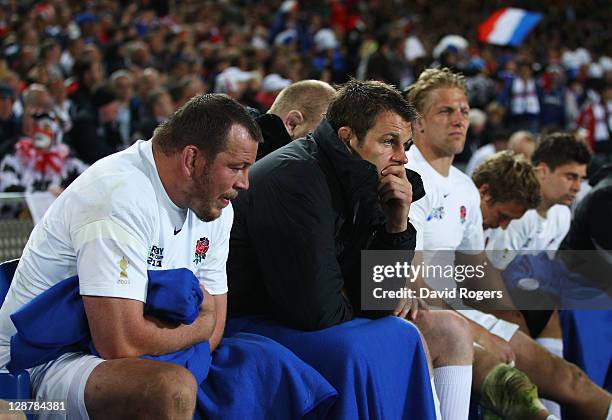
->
xmin=227 ymin=80 xmax=475 ymax=419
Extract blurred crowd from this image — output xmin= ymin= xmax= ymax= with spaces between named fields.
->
xmin=0 ymin=0 xmax=610 ymax=211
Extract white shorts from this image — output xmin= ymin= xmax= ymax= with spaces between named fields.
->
xmin=28 ymin=352 xmax=104 ymax=420
xmin=457 ymin=309 xmax=520 ymax=342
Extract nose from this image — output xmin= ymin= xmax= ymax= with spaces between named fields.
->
xmin=393 ymin=147 xmax=409 ymax=165
xmin=451 ymin=110 xmax=467 ymax=127
xmin=235 ymin=169 xmax=249 ymax=191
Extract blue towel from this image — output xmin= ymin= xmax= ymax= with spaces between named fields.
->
xmin=9 ymin=269 xmax=207 ymax=375
xmin=226 ymin=316 xmax=437 ymax=420
xmin=502 ymin=252 xmax=612 ymax=308
xmin=9 ymin=269 xmax=337 ymax=419
xmin=560 ymin=310 xmax=612 ymax=393
xmin=199 ymin=333 xmax=337 ymax=419
xmin=502 ymin=252 xmax=564 ymax=294
xmin=145 ymin=268 xmax=204 ymax=324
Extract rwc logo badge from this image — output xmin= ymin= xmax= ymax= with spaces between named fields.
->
xmin=459 ymin=205 xmax=467 ymax=224
xmin=193 ymin=237 xmax=210 ymax=264
xmin=426 ymin=206 xmax=445 ymax=221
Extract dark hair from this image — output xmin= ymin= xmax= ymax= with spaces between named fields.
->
xmin=532 ymin=132 xmax=591 ymax=170
xmin=326 ymin=79 xmax=417 ymax=143
xmin=166 ymin=79 xmax=190 ymax=103
xmin=72 ymin=57 xmax=96 ymax=82
xmin=153 ymin=93 xmax=263 ymax=158
xmin=145 ymin=88 xmax=168 ymax=114
xmin=91 ymin=83 xmax=117 ymax=109
xmin=472 ymin=151 xmax=540 ymax=209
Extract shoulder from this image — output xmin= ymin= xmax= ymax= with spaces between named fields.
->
xmin=474 ymin=144 xmax=495 ymax=158
xmin=189 ymin=203 xmax=234 ymax=253
xmin=506 ymin=209 xmax=539 ymax=234
xmin=252 ymin=141 xmax=329 ymax=195
xmin=210 ymin=201 xmax=234 ymax=234
xmin=61 ymin=149 xmax=158 ymax=231
xmin=450 ymin=166 xmax=480 ymax=203
xmin=548 ymin=204 xmax=571 ymax=227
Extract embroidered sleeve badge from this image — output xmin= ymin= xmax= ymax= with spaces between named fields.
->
xmin=118 ymin=256 xmax=129 ymax=284
xmin=193 ymin=237 xmax=210 ymax=264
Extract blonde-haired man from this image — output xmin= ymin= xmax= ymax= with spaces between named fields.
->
xmin=406 ymin=67 xmax=612 ymax=420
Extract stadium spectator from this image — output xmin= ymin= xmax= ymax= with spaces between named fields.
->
xmin=499 ymin=61 xmax=541 ymax=134
xmin=132 ymin=88 xmax=174 ymax=141
xmin=0 ymin=83 xmax=20 ymax=159
xmin=110 ymin=70 xmax=137 ymax=147
xmin=576 ymin=80 xmax=612 ymax=157
xmin=0 ymin=84 xmax=87 ymax=217
xmin=68 ymin=56 xmax=103 ymax=115
xmin=465 ymin=128 xmax=510 ymax=176
xmin=507 ymin=130 xmax=537 ymax=159
xmin=67 ymin=83 xmax=122 ymax=164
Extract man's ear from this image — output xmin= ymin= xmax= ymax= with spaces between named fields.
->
xmin=414 ymin=116 xmax=425 ymax=133
xmin=283 ymin=110 xmax=304 ymax=139
xmin=337 ymin=126 xmax=355 ymax=151
xmin=181 ymin=145 xmax=202 ymax=178
xmin=478 ymin=183 xmax=490 ymax=201
xmin=534 ymin=162 xmax=550 ymax=179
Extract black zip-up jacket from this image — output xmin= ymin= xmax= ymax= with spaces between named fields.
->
xmin=227 ymin=119 xmax=425 ymax=331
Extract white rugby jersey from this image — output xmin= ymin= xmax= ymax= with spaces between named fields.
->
xmin=0 ymin=140 xmax=232 ymax=368
xmin=406 ymin=145 xmax=483 ymax=298
xmin=407 ymin=145 xmax=484 ymax=252
xmin=407 ymin=146 xmax=519 ymax=336
xmin=485 ymin=205 xmax=570 ymax=269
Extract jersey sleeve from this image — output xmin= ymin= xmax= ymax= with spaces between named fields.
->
xmin=485 ymin=213 xmax=534 ymax=269
xmin=408 ymin=191 xmax=429 ymax=251
xmin=70 ymin=176 xmax=156 ymax=302
xmin=458 ymin=188 xmax=485 ymax=254
xmin=195 ymin=204 xmax=233 ymax=295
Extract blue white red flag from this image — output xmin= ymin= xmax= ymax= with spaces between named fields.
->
xmin=478 ymin=8 xmax=542 ymax=47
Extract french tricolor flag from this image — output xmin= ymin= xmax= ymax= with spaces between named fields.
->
xmin=478 ymin=8 xmax=543 ymax=47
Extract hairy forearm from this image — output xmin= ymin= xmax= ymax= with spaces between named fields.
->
xmin=208 ymin=294 xmax=227 ymax=352
xmin=136 ymin=308 xmax=216 ymax=357
xmin=84 ymin=295 xmax=216 ymax=359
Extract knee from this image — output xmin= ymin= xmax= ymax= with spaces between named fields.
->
xmin=435 ymin=312 xmax=473 ymax=347
xmin=142 ymin=364 xmax=197 ymax=418
xmin=557 ymin=361 xmax=591 ymax=400
xmin=411 ymin=323 xmax=433 ymax=374
xmin=327 ymin=318 xmax=420 ymax=364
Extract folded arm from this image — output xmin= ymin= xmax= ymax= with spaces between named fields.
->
xmin=84 ymin=287 xmax=216 ymax=359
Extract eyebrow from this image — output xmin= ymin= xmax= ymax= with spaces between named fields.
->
xmin=382 ymin=132 xmax=402 ymax=139
xmin=437 ymin=104 xmax=470 ymax=111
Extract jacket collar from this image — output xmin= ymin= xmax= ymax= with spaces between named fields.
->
xmin=312 ymin=119 xmax=384 ymax=226
xmin=256 ymin=113 xmax=292 ymax=159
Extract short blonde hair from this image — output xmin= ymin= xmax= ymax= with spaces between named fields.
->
xmin=472 ymin=151 xmax=540 ymax=209
xmin=269 ymin=80 xmax=335 ymax=127
xmin=406 ymin=67 xmax=467 ymax=113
